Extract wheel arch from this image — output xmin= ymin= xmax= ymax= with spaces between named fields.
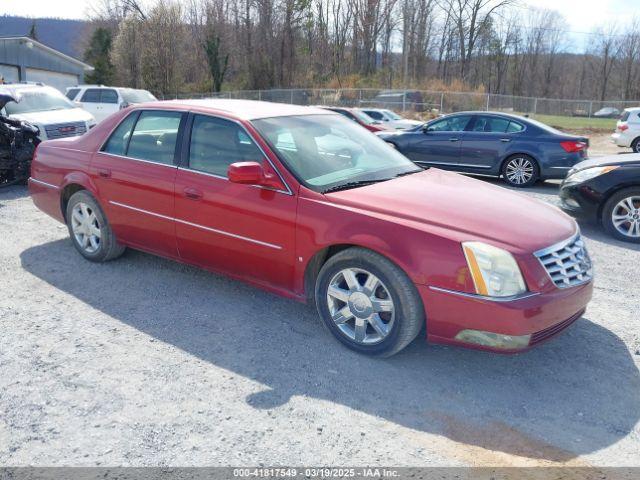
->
xmin=499 ymin=152 xmax=540 ymax=173
xmin=59 ymin=172 xmax=99 ymax=221
xmin=302 ymin=241 xmax=420 ymax=304
xmin=303 ymin=244 xmax=360 ymax=304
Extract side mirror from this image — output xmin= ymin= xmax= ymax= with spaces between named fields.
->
xmin=228 ymin=161 xmax=265 ymax=185
xmin=227 ymin=161 xmax=285 ymax=190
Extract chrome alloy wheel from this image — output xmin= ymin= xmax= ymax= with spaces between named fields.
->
xmin=505 ymin=157 xmax=534 ymax=185
xmin=326 ymin=268 xmax=395 ymax=345
xmin=70 ymin=202 xmax=102 ymax=253
xmin=611 ymin=196 xmax=640 ymax=238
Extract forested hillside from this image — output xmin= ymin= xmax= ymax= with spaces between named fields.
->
xmin=0 ymin=15 xmax=89 ymax=59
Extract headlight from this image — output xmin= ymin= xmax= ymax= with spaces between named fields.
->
xmin=565 ymin=165 xmax=618 ymax=184
xmin=462 ymin=242 xmax=527 ymax=297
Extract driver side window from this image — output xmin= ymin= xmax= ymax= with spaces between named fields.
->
xmin=188 ymin=115 xmax=265 ymax=177
xmin=427 ymin=115 xmax=472 ymax=132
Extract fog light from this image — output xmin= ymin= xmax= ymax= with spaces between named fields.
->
xmin=454 ymin=329 xmax=531 ymax=350
xmin=563 ymin=197 xmax=580 ymax=208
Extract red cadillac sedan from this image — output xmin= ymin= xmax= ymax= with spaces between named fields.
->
xmin=29 ymin=100 xmax=593 ymax=357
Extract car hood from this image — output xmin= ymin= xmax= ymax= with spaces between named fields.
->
xmin=9 ymin=108 xmax=94 ymax=125
xmin=389 ymin=120 xmax=423 ymax=129
xmin=571 ymin=153 xmax=640 ymax=171
xmin=324 ymin=169 xmax=577 ymax=253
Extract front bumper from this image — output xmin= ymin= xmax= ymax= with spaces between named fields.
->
xmin=558 ymin=181 xmax=601 ymax=221
xmin=418 ymin=281 xmax=593 ymax=353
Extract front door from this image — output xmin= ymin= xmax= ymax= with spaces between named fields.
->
xmin=91 ymin=109 xmax=185 ymax=257
xmin=460 ymin=115 xmax=523 ymax=172
xmin=403 ymin=114 xmax=472 ymax=168
xmin=174 ymin=114 xmax=297 ymax=291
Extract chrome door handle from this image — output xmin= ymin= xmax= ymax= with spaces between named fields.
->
xmin=449 ymin=138 xmax=459 ymax=142
xmin=97 ymin=168 xmax=111 ymax=178
xmin=501 ymin=138 xmax=511 ymax=142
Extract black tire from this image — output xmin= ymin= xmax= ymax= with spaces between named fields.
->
xmin=602 ymin=187 xmax=640 ymax=243
xmin=631 ymin=138 xmax=640 ymax=153
xmin=314 ymin=247 xmax=425 ymax=357
xmin=501 ymin=154 xmax=539 ymax=188
xmin=65 ymin=190 xmax=126 ymax=262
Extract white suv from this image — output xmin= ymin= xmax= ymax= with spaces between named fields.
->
xmin=360 ymin=108 xmax=422 ymax=130
xmin=611 ymin=107 xmax=640 ymax=153
xmin=66 ymin=85 xmax=157 ymax=123
xmin=1 ymin=84 xmax=95 ymax=141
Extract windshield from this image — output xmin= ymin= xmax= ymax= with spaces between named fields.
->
xmin=120 ymin=88 xmax=157 ymax=104
xmin=252 ymin=114 xmax=421 ymax=192
xmin=383 ymin=110 xmax=402 ymax=120
xmin=4 ymin=87 xmax=75 ymax=114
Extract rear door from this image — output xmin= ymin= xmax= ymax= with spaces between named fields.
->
xmin=78 ymin=88 xmax=102 ymax=120
xmin=402 ymin=115 xmax=471 ymax=167
xmin=174 ymin=114 xmax=297 ymax=291
xmin=460 ymin=115 xmax=523 ymax=172
xmin=91 ymin=109 xmax=185 ymax=257
xmin=98 ymin=89 xmax=121 ymax=122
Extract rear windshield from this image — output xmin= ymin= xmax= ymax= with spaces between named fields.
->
xmin=525 ymin=117 xmax=564 ymax=135
xmin=120 ymin=88 xmax=157 ymax=104
xmin=620 ymin=111 xmax=631 ymax=122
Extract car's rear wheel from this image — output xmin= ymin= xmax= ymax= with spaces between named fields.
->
xmin=631 ymin=138 xmax=640 ymax=153
xmin=602 ymin=187 xmax=640 ymax=243
xmin=502 ymin=155 xmax=539 ymax=187
xmin=66 ymin=190 xmax=126 ymax=262
xmin=315 ymin=247 xmax=424 ymax=357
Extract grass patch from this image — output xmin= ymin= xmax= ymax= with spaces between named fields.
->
xmin=528 ymin=114 xmax=616 ymax=132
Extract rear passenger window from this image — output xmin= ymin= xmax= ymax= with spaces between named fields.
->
xmin=102 ymin=112 xmax=138 ymax=156
xmin=472 ymin=116 xmax=510 ymax=133
xmin=126 ymin=111 xmax=183 ymax=165
xmin=101 ymin=89 xmax=119 ymax=104
xmin=507 ymin=121 xmax=524 ymax=133
xmin=81 ymin=89 xmax=102 ymax=103
xmin=188 ymin=115 xmax=264 ymax=177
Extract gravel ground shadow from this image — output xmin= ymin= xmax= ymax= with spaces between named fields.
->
xmin=20 ymin=239 xmax=640 ymax=463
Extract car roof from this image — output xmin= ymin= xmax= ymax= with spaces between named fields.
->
xmin=439 ymin=111 xmax=529 ymax=121
xmin=623 ymin=107 xmax=640 ymax=112
xmin=150 ymin=99 xmax=335 ymax=120
xmin=0 ymin=84 xmax=49 ymax=92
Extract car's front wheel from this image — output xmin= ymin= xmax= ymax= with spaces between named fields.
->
xmin=602 ymin=187 xmax=640 ymax=243
xmin=66 ymin=190 xmax=126 ymax=262
xmin=315 ymin=247 xmax=425 ymax=357
xmin=502 ymin=155 xmax=539 ymax=187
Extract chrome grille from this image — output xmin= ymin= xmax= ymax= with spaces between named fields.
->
xmin=534 ymin=232 xmax=593 ymax=288
xmin=44 ymin=122 xmax=86 ymax=139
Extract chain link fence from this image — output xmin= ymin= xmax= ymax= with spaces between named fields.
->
xmin=162 ymin=88 xmax=640 ymax=129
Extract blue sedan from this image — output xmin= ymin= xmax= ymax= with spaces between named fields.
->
xmin=376 ymin=112 xmax=589 ymax=187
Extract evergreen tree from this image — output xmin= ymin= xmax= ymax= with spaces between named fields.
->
xmin=84 ymin=27 xmax=115 ymax=85
xmin=28 ymin=20 xmax=38 ymax=41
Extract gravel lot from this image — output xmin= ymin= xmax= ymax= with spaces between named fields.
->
xmin=1 ymin=167 xmax=639 ymax=467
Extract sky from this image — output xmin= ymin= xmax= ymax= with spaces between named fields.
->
xmin=2 ymin=0 xmax=639 ymax=35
